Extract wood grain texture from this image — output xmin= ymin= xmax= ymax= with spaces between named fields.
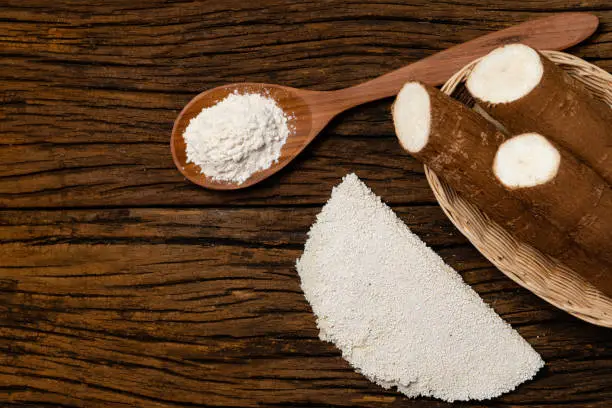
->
xmin=1 ymin=1 xmax=612 ymax=407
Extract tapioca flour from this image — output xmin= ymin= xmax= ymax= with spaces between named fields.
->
xmin=183 ymin=91 xmax=290 ymax=184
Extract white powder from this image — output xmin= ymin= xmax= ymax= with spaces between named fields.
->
xmin=296 ymin=174 xmax=544 ymax=402
xmin=183 ymin=92 xmax=290 ymax=184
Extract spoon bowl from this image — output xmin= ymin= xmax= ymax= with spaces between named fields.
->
xmin=171 ymin=83 xmax=329 ymax=190
xmin=171 ymin=13 xmax=598 ymax=190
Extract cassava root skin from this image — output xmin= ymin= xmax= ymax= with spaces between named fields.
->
xmin=467 ymin=44 xmax=612 ymax=185
xmin=393 ymin=82 xmax=612 ymax=296
xmin=394 ymin=82 xmax=563 ymax=255
xmin=494 ymin=133 xmax=612 ymax=269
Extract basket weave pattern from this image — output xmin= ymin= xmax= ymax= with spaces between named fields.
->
xmin=425 ymin=51 xmax=612 ymax=327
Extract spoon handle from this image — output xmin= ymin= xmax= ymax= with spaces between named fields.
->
xmin=329 ymin=13 xmax=598 ymax=109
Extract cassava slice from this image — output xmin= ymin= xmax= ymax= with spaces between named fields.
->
xmin=467 ymin=44 xmax=612 ymax=184
xmin=494 ymin=133 xmax=612 ymax=270
xmin=393 ymin=82 xmax=612 ymax=296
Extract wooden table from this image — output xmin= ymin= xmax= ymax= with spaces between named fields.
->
xmin=1 ymin=1 xmax=611 ymax=407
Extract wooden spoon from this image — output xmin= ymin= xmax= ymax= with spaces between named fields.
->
xmin=171 ymin=13 xmax=598 ymax=190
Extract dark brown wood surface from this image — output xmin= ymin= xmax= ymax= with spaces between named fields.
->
xmin=1 ymin=1 xmax=611 ymax=407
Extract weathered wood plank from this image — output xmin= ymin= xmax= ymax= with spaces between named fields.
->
xmin=0 ymin=1 xmax=610 ymax=208
xmin=0 ymin=136 xmax=433 ymax=208
xmin=0 ymin=206 xmax=465 ymax=247
xmin=1 ymin=208 xmax=612 ymax=407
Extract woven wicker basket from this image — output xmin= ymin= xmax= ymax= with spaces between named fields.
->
xmin=426 ymin=51 xmax=612 ymax=327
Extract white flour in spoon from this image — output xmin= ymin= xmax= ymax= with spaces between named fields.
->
xmin=183 ymin=91 xmax=290 ymax=184
xmin=296 ymin=173 xmax=543 ymax=402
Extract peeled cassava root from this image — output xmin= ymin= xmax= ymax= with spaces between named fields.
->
xmin=494 ymin=133 xmax=612 ymax=266
xmin=467 ymin=44 xmax=612 ymax=184
xmin=393 ymin=82 xmax=612 ymax=296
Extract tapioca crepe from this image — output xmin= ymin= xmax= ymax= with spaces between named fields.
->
xmin=296 ymin=173 xmax=544 ymax=402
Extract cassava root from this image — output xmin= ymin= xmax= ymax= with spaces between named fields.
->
xmin=494 ymin=133 xmax=612 ymax=267
xmin=467 ymin=44 xmax=612 ymax=184
xmin=393 ymin=81 xmax=612 ymax=296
